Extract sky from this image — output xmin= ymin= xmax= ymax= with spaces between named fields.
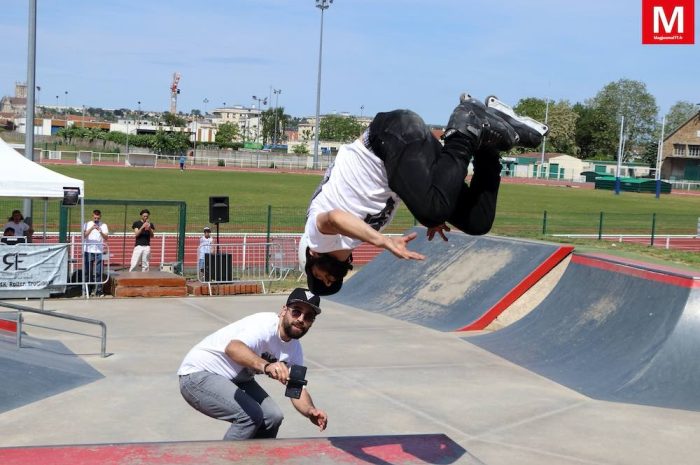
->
xmin=1 ymin=0 xmax=698 ymax=125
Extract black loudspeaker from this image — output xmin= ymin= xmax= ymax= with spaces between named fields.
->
xmin=209 ymin=196 xmax=230 ymax=223
xmin=204 ymin=253 xmax=232 ymax=282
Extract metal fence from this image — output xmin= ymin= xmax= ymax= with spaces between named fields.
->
xmin=195 ymin=241 xmax=297 ymax=295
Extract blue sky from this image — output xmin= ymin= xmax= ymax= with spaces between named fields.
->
xmin=2 ymin=0 xmax=698 ymax=125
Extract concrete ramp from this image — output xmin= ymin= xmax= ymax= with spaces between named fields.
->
xmin=0 ymin=333 xmax=104 ymax=414
xmin=0 ymin=434 xmax=475 ymax=465
xmin=468 ymin=253 xmax=700 ymax=411
xmin=331 ymin=228 xmax=572 ymax=331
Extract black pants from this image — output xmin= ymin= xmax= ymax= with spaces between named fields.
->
xmin=368 ymin=110 xmax=501 ymax=234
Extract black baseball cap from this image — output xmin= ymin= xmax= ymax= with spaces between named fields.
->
xmin=304 ymin=247 xmax=352 ymax=296
xmin=286 ymin=288 xmax=322 ymax=315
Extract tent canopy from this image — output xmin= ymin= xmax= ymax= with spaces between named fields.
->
xmin=0 ymin=137 xmax=84 ymax=199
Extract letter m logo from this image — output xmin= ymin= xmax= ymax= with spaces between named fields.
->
xmin=642 ymin=0 xmax=695 ymax=44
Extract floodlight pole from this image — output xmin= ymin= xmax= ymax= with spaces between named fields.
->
xmin=313 ymin=0 xmax=332 ymax=170
xmin=23 ymin=0 xmax=37 ymax=220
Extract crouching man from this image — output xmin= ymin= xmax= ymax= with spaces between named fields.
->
xmin=177 ymin=288 xmax=328 ymax=440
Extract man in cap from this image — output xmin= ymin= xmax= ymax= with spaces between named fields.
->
xmin=177 ymin=288 xmax=328 ymax=440
xmin=300 ymin=94 xmax=548 ymax=295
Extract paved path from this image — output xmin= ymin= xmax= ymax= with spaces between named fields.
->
xmin=1 ymin=294 xmax=699 ymax=464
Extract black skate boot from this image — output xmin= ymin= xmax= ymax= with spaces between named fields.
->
xmin=485 ymin=95 xmax=549 ymax=148
xmin=445 ymin=95 xmax=519 ymax=152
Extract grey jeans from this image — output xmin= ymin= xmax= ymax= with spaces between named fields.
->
xmin=179 ymin=371 xmax=284 ymax=440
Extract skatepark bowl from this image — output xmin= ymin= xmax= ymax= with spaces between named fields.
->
xmin=1 ymin=231 xmax=699 ymax=465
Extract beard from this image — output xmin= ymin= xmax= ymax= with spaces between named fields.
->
xmin=281 ymin=318 xmax=309 ymax=340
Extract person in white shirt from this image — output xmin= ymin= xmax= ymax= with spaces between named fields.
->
xmin=178 ymin=288 xmax=328 ymax=440
xmin=83 ymin=209 xmax=109 ymax=296
xmin=4 ymin=209 xmax=33 ymax=241
xmin=198 ymin=226 xmax=213 ymax=272
xmin=301 ymin=94 xmax=547 ymax=295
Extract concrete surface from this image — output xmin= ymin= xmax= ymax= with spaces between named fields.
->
xmin=331 ymin=229 xmax=572 ymax=331
xmin=1 ymin=294 xmax=699 ymax=464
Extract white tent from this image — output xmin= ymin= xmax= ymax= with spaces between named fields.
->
xmin=0 ymin=136 xmax=84 ymax=198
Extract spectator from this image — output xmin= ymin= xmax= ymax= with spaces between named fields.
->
xmin=179 ymin=153 xmax=186 ymax=171
xmin=198 ymin=226 xmax=213 ymax=273
xmin=3 ymin=227 xmax=15 ymax=236
xmin=129 ymin=209 xmax=155 ymax=272
xmin=4 ymin=209 xmax=33 ymax=241
xmin=83 ymin=209 xmax=109 ymax=296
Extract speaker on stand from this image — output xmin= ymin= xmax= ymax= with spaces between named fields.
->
xmin=209 ymin=196 xmax=230 ymax=249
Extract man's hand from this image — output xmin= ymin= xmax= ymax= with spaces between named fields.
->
xmin=427 ymin=224 xmax=450 ymax=242
xmin=383 ymin=232 xmax=425 ymax=260
xmin=308 ymin=408 xmax=328 ymax=431
xmin=264 ymin=361 xmax=290 ymax=385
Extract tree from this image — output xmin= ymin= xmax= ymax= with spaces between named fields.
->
xmin=319 ymin=115 xmax=366 ymax=142
xmin=261 ymin=107 xmax=288 ymax=145
xmin=589 ymin=79 xmax=659 ymax=161
xmin=162 ymin=112 xmax=187 ymax=127
xmin=514 ymin=98 xmax=578 ymax=155
xmin=574 ymin=103 xmax=618 ymax=159
xmin=215 ymin=122 xmax=239 ymax=146
xmin=665 ymin=101 xmax=698 ymax=134
xmin=293 ymin=143 xmax=309 ymax=154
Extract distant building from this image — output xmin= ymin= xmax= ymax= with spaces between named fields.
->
xmin=0 ymin=82 xmax=28 ymax=115
xmin=660 ymin=111 xmax=700 ymax=181
xmin=211 ymin=106 xmax=262 ymax=143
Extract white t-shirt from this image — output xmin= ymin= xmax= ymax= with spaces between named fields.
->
xmin=177 ymin=312 xmax=303 ymax=382
xmin=4 ymin=221 xmax=31 ymax=237
xmin=198 ymin=235 xmax=213 ymax=260
xmin=303 ymin=139 xmax=400 ymax=254
xmin=83 ymin=221 xmax=109 ymax=254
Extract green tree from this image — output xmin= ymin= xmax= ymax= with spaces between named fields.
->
xmin=589 ymin=79 xmax=658 ymax=161
xmin=162 ymin=112 xmax=187 ymax=127
xmin=514 ymin=98 xmax=578 ymax=155
xmin=665 ymin=101 xmax=698 ymax=134
xmin=319 ymin=114 xmax=366 ymax=142
xmin=261 ymin=107 xmax=288 ymax=145
xmin=293 ymin=143 xmax=309 ymax=154
xmin=215 ymin=122 xmax=239 ymax=146
xmin=574 ymin=103 xmax=618 ymax=159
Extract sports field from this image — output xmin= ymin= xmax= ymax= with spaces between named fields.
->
xmin=39 ymin=163 xmax=700 ymax=269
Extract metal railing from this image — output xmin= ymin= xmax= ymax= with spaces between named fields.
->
xmin=196 ymin=241 xmax=294 ymax=294
xmin=0 ymin=301 xmax=108 ymax=357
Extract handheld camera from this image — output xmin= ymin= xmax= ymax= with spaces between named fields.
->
xmin=284 ymin=365 xmax=308 ymax=399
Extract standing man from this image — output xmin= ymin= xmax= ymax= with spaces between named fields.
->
xmin=179 ymin=153 xmax=186 ymax=171
xmin=129 ymin=209 xmax=155 ymax=272
xmin=178 ymin=288 xmax=328 ymax=440
xmin=83 ymin=209 xmax=109 ymax=296
xmin=300 ymin=94 xmax=548 ymax=295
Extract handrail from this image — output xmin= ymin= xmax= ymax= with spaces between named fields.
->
xmin=0 ymin=301 xmax=108 ymax=357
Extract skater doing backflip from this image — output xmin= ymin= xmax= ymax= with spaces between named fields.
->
xmin=300 ymin=94 xmax=549 ymax=295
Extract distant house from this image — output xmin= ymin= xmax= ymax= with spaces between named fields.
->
xmin=506 ymin=152 xmax=587 ymax=180
xmin=660 ymin=111 xmax=700 ymax=181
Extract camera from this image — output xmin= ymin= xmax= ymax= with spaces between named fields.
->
xmin=284 ymin=365 xmax=308 ymax=399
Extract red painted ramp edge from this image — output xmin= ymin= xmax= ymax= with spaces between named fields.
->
xmin=459 ymin=245 xmax=574 ymax=331
xmin=0 ymin=434 xmax=467 ymax=465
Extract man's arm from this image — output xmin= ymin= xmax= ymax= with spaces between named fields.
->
xmin=316 ymin=209 xmax=425 ymax=260
xmin=224 ymin=340 xmax=290 ymax=382
xmin=291 ymin=388 xmax=327 ymax=431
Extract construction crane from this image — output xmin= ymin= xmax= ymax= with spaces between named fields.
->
xmin=169 ymin=72 xmax=181 ymax=114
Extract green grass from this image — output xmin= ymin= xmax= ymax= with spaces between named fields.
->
xmin=27 ymin=164 xmax=700 ymax=270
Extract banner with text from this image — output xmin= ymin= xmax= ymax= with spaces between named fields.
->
xmin=0 ymin=244 xmax=69 ymax=291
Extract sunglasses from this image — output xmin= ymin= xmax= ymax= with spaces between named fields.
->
xmin=289 ymin=307 xmax=316 ymax=323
